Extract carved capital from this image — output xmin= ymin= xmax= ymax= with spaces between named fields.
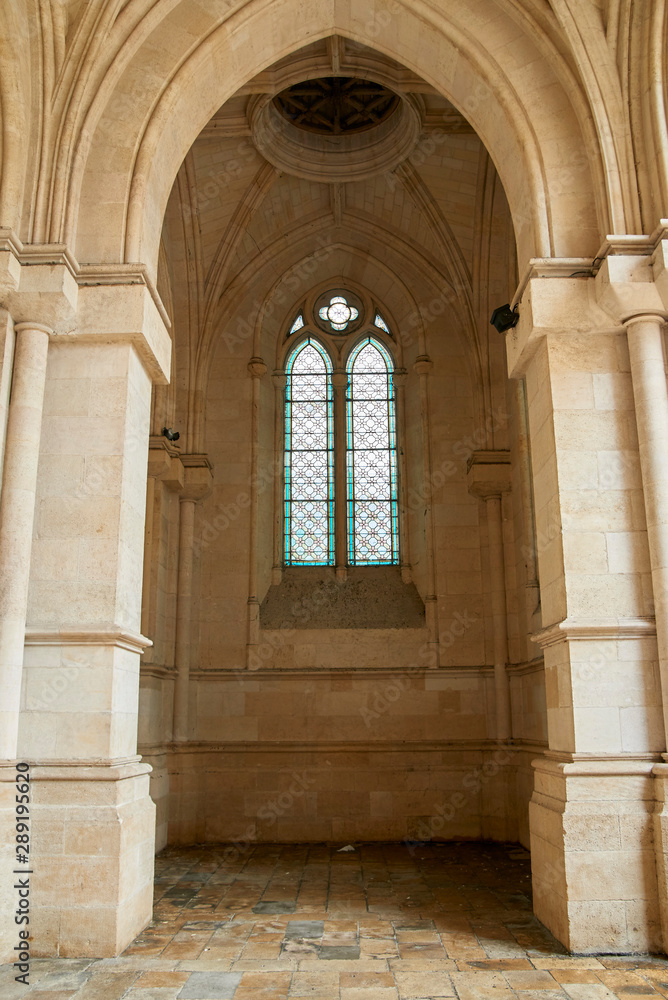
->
xmin=413 ymin=355 xmax=433 ymax=376
xmin=180 ymin=454 xmax=213 ymax=503
xmin=595 ymin=252 xmax=667 ymax=325
xmin=466 ymin=450 xmax=512 ymax=499
xmin=393 ymin=367 xmax=408 ymax=389
xmin=248 ymin=356 xmax=267 ymax=378
xmin=148 ymin=437 xmax=185 ymax=492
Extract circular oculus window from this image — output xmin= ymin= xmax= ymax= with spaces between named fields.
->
xmin=250 ymin=78 xmax=422 ymax=184
xmin=273 ymin=77 xmax=400 ymax=135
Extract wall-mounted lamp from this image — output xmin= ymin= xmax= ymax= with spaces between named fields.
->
xmin=162 ymin=427 xmax=180 ymax=442
xmin=490 ymin=303 xmax=519 ymax=333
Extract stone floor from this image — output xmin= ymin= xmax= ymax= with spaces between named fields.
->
xmin=4 ymin=841 xmax=668 ymax=999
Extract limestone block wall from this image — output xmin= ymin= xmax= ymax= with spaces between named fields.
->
xmin=137 ymin=664 xmax=546 ymax=847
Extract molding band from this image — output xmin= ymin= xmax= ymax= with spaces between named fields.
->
xmin=532 ymin=617 xmax=656 ymax=649
xmin=24 ymin=627 xmax=152 ymax=654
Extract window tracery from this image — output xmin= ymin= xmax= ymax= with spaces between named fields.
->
xmin=282 ymin=292 xmax=399 ymax=568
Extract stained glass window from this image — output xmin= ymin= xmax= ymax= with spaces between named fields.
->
xmin=318 ymin=295 xmax=359 ymax=332
xmin=284 ymin=338 xmax=334 ymax=564
xmin=289 ymin=313 xmax=305 ymax=335
xmin=345 ymin=338 xmax=399 ymax=564
xmin=374 ymin=313 xmax=390 ymax=334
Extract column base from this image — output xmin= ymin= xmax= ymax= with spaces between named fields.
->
xmin=530 ymin=754 xmax=662 ymax=954
xmin=1 ymin=759 xmax=155 ymax=960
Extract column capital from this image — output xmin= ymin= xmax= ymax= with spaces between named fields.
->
xmin=179 ymin=454 xmax=213 ymax=503
xmin=466 ymin=450 xmax=512 ymax=499
xmin=331 ymin=368 xmax=348 ymax=390
xmin=3 ymin=252 xmax=78 ymax=332
xmin=0 ymin=234 xmax=172 ymax=383
xmin=147 ymin=436 xmax=184 ymax=492
xmin=623 ymin=311 xmax=668 ymax=327
xmin=595 ymin=249 xmax=667 ymax=324
xmin=393 ymin=367 xmax=408 ymax=388
xmin=413 ymin=355 xmax=433 ymax=376
xmin=247 ymin=356 xmax=267 ymax=378
xmin=272 ymin=369 xmax=287 ymax=390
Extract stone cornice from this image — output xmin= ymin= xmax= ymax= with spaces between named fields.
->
xmin=24 ymin=627 xmax=152 ymax=653
xmin=0 ymin=230 xmax=172 ymax=383
xmin=466 ymin=449 xmax=512 ymax=499
xmin=148 ymin=738 xmax=544 ymax=755
xmin=188 ymin=664 xmax=495 ymax=679
xmin=140 ymin=662 xmax=176 ymax=679
xmin=532 ymin=752 xmax=661 ymax=777
xmin=532 ymin=617 xmax=656 ymax=649
xmin=511 ymin=257 xmax=597 ymax=309
xmin=180 ymin=454 xmax=214 ymax=502
xmin=0 ymin=231 xmax=170 ymax=329
xmin=506 ymin=658 xmax=545 ymax=677
xmin=0 ymin=758 xmax=152 ymax=779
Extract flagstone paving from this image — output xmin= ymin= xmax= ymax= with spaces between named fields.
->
xmin=4 ymin=842 xmax=668 ymax=999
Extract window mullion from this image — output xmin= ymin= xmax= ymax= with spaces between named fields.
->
xmin=332 ymin=368 xmax=348 ymax=578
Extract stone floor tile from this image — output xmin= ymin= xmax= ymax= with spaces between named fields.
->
xmin=560 ymin=986 xmax=619 ymax=999
xmin=177 ymin=971 xmax=243 ymax=998
xmin=388 ymin=959 xmax=457 ymax=971
xmin=67 ymin=970 xmax=139 ymax=998
xmin=516 ymin=992 xmax=569 ymax=1000
xmin=531 ymin=959 xmax=606 ymax=970
xmin=392 ymin=969 xmax=457 ymax=996
xmin=288 ymin=971 xmax=340 ymax=996
xmin=504 ymin=970 xmax=561 ymax=990
xmin=285 ymin=921 xmax=325 ymax=939
xmin=137 ymin=972 xmax=192 ymax=987
xmin=253 ymin=902 xmax=297 ymax=914
xmin=27 ymin=994 xmax=80 ymax=999
xmin=125 ymin=990 xmax=184 ymax=1000
xmin=459 ymin=959 xmax=534 ymax=970
xmin=238 ymin=971 xmax=293 ymax=986
xmin=359 ymin=940 xmax=399 ymax=958
xmin=27 ymin=970 xmax=92 ymax=991
xmin=340 ymin=972 xmax=395 ymax=987
xmin=318 ymin=946 xmax=362 ymax=960
xmin=340 ymin=991 xmax=398 ymax=1000
xmin=597 ymin=970 xmax=659 ymax=991
xmin=549 ymin=971 xmax=605 ymax=985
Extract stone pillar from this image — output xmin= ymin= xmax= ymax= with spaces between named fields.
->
xmin=173 ymin=457 xmax=212 ymax=739
xmin=393 ymin=368 xmax=411 ymax=583
xmin=246 ymin=358 xmax=267 ymax=664
xmin=414 ymin=355 xmax=439 ymax=664
xmin=139 ymin=436 xmax=183 ymax=850
xmin=507 ymin=263 xmax=665 ymax=954
xmin=467 ymin=451 xmax=512 ymax=741
xmin=0 ymin=264 xmax=172 ymax=960
xmin=271 ymin=370 xmax=287 ymax=584
xmin=332 ymin=368 xmax=348 ymax=580
xmin=625 ymin=315 xmax=668 ymax=727
xmin=0 ymin=323 xmax=50 ymax=759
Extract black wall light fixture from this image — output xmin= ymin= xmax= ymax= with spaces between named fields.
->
xmin=490 ymin=303 xmax=519 ymax=333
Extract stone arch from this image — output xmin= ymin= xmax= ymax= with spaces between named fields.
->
xmin=64 ymin=0 xmax=610 ymax=278
xmin=192 ymin=230 xmax=480 ymax=455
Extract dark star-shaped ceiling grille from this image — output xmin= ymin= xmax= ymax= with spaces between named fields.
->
xmin=273 ymin=77 xmax=400 ymax=135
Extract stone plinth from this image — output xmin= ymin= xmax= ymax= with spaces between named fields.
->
xmin=531 ymin=755 xmax=661 ymax=953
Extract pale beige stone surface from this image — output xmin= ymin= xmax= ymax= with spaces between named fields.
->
xmin=1 ymin=0 xmax=668 ymax=964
